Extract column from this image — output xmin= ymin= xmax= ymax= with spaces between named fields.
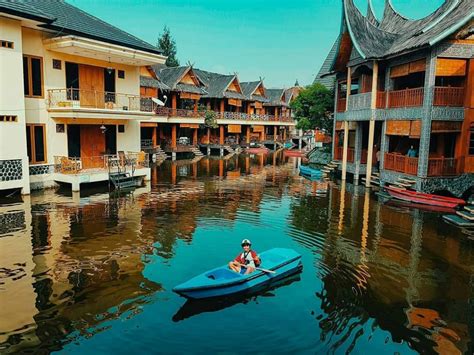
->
xmin=283 ymin=127 xmax=287 ymax=141
xmin=194 ymin=99 xmax=198 ymax=113
xmin=220 ymin=100 xmax=225 ymax=113
xmin=353 ymin=122 xmax=363 ymax=184
xmin=219 ymin=125 xmax=224 ymax=145
xmin=365 ymin=61 xmax=378 ymax=187
xmin=274 ymin=107 xmax=278 ymax=119
xmin=171 ymin=93 xmax=177 ymax=115
xmin=171 ymin=124 xmax=177 ymax=149
xmin=341 ymin=67 xmax=352 ymax=180
xmin=152 ymin=126 xmax=157 ymax=147
xmin=207 ymin=127 xmax=211 ymax=144
xmin=246 ymin=126 xmax=251 ymax=144
xmin=273 ymin=126 xmax=277 ymax=141
xmin=193 ymin=128 xmax=198 ymax=146
xmin=417 ymin=51 xmax=437 ymax=179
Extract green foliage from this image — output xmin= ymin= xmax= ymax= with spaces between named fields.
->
xmin=157 ymin=26 xmax=180 ymax=67
xmin=203 ymin=110 xmax=218 ymax=129
xmin=290 ymin=83 xmax=334 ymax=131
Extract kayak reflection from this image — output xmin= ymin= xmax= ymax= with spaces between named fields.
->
xmin=172 ymin=270 xmax=302 ymax=322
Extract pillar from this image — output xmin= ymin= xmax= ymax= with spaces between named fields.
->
xmin=366 ymin=61 xmax=378 ymax=187
xmin=261 ymin=128 xmax=266 ymax=142
xmin=171 ymin=93 xmax=177 ymax=115
xmin=273 ymin=126 xmax=277 ymax=141
xmin=193 ymin=128 xmax=198 ymax=146
xmin=341 ymin=67 xmax=352 ymax=181
xmin=171 ymin=124 xmax=177 ymax=149
xmin=283 ymin=127 xmax=287 ymax=141
xmin=220 ymin=100 xmax=225 ymax=113
xmin=207 ymin=146 xmax=211 ymax=155
xmin=219 ymin=125 xmax=224 ymax=145
xmin=207 ymin=127 xmax=211 ymax=144
xmin=246 ymin=126 xmax=251 ymax=144
xmin=71 ymin=181 xmax=80 ymax=192
xmin=171 ymin=163 xmax=177 ymax=183
xmin=194 ymin=99 xmax=198 ymax=113
xmin=353 ymin=122 xmax=363 ymax=184
xmin=274 ymin=107 xmax=278 ymax=119
xmin=219 ymin=159 xmax=224 ymax=177
xmin=152 ymin=126 xmax=157 ymax=147
xmin=417 ymin=51 xmax=437 ymax=179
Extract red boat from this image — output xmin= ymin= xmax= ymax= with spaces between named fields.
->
xmin=283 ymin=150 xmax=305 ymax=157
xmin=246 ymin=147 xmax=269 ymax=154
xmin=385 ymin=186 xmax=466 ymax=209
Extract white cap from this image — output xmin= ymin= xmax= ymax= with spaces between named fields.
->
xmin=241 ymin=239 xmax=251 ymax=245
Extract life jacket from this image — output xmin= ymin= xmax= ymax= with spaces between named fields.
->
xmin=235 ymin=250 xmax=261 ymax=267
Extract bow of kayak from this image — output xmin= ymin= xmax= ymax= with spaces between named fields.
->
xmin=173 ymin=248 xmax=302 ymax=299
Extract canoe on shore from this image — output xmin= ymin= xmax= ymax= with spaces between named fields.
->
xmin=385 ymin=186 xmax=466 ymax=209
xmin=173 ymin=248 xmax=302 ymax=299
xmin=299 ymin=165 xmax=322 ymax=177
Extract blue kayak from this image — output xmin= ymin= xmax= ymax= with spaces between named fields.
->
xmin=173 ymin=248 xmax=302 ymax=299
xmin=299 ymin=165 xmax=322 ymax=177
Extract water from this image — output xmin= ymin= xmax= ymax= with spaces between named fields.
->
xmin=0 ymin=153 xmax=472 ymax=354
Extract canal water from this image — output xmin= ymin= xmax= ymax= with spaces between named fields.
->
xmin=0 ymin=153 xmax=472 ymax=354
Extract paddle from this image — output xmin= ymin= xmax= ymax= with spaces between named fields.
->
xmin=239 ymin=263 xmax=276 ymax=274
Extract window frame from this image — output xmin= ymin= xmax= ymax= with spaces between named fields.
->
xmin=23 ymin=55 xmax=44 ymax=98
xmin=26 ymin=124 xmax=47 ymax=164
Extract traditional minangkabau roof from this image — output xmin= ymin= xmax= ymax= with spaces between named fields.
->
xmin=0 ymin=0 xmax=162 ymax=55
xmin=140 ymin=76 xmax=170 ymax=91
xmin=151 ymin=66 xmax=207 ymax=95
xmin=264 ymin=88 xmax=288 ymax=107
xmin=313 ymin=35 xmax=341 ymax=90
xmin=240 ymin=81 xmax=269 ymax=103
xmin=317 ymin=0 xmax=473 ymax=78
xmin=194 ymin=69 xmax=247 ymax=100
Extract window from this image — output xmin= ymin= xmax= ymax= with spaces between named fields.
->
xmin=52 ymin=59 xmax=61 ymax=70
xmin=118 ymin=70 xmax=125 ymax=79
xmin=23 ymin=55 xmax=43 ymax=97
xmin=26 ymin=124 xmax=47 ymax=164
xmin=0 ymin=115 xmax=17 ymax=122
xmin=118 ymin=125 xmax=125 ymax=133
xmin=1 ymin=40 xmax=14 ymax=49
xmin=470 ymin=127 xmax=474 ymax=156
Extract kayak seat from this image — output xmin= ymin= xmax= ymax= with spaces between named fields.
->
xmin=206 ymin=268 xmax=242 ymax=280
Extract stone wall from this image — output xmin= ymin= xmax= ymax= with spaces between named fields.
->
xmin=420 ymin=174 xmax=474 ymax=198
xmin=308 ymin=148 xmax=331 ymax=165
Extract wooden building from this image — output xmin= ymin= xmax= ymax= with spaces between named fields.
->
xmin=318 ymin=0 xmax=474 ymax=197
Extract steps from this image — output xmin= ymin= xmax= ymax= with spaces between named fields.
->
xmin=190 ymin=146 xmax=204 ymax=157
xmin=320 ymin=160 xmax=339 ymax=179
xmin=456 ymin=210 xmax=474 ymax=221
xmin=387 ymin=176 xmax=416 ymax=190
xmin=109 ymin=172 xmax=137 ymax=189
xmin=152 ymin=146 xmax=168 ymax=161
xmin=223 ymin=145 xmax=235 ymax=154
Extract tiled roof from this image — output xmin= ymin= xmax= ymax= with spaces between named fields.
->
xmin=0 ymin=0 xmax=161 ymax=55
xmin=152 ymin=66 xmax=207 ymax=94
xmin=240 ymin=81 xmax=269 ymax=103
xmin=342 ymin=0 xmax=473 ymax=59
xmin=194 ymin=69 xmax=246 ymax=100
xmin=140 ymin=76 xmax=170 ymax=91
xmin=264 ymin=89 xmax=287 ymax=107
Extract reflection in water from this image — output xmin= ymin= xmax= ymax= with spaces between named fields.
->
xmin=0 ymin=153 xmax=472 ymax=354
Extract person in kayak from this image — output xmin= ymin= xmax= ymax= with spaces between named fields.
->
xmin=228 ymin=239 xmax=261 ymax=274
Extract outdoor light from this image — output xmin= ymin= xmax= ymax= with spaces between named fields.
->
xmin=100 ymin=124 xmax=107 ymax=133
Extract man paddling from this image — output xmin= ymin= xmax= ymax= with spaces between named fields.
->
xmin=229 ymin=239 xmax=261 ymax=274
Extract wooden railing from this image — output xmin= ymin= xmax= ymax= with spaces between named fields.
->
xmin=54 ymin=153 xmax=148 ymax=174
xmin=334 ymin=147 xmax=354 ymax=162
xmin=48 ymin=89 xmax=157 ymax=112
xmin=387 ymin=88 xmax=424 ymax=108
xmin=427 ymin=157 xmax=461 ymax=176
xmin=433 ymin=87 xmax=465 ymax=107
xmin=361 ymin=149 xmax=377 ymax=165
xmin=336 ymin=98 xmax=346 ymax=113
xmin=376 ymin=91 xmax=387 ymax=109
xmin=384 ymin=153 xmax=418 ymax=175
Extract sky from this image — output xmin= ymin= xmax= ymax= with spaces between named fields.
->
xmin=69 ymin=0 xmax=445 ymax=88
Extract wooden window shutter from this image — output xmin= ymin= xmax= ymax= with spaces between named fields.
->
xmin=436 ymin=58 xmax=467 ymax=76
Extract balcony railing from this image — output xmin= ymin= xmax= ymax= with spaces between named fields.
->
xmin=336 ymin=98 xmax=346 ymax=113
xmin=376 ymin=91 xmax=387 ymax=109
xmin=334 ymin=146 xmax=354 ymax=162
xmin=155 ymin=107 xmax=291 ymax=122
xmin=348 ymin=92 xmax=371 ymax=110
xmin=54 ymin=153 xmax=148 ymax=174
xmin=427 ymin=157 xmax=462 ymax=176
xmin=361 ymin=149 xmax=377 ymax=165
xmin=433 ymin=87 xmax=465 ymax=107
xmin=48 ymin=89 xmax=159 ymax=112
xmin=384 ymin=153 xmax=419 ymax=175
xmin=387 ymin=88 xmax=424 ymax=108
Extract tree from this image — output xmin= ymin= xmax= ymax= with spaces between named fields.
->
xmin=290 ymin=83 xmax=334 ymax=131
xmin=157 ymin=26 xmax=179 ymax=67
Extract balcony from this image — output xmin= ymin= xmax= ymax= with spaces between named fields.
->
xmin=361 ymin=149 xmax=377 ymax=165
xmin=384 ymin=153 xmax=461 ymax=176
xmin=334 ymin=147 xmax=354 ymax=162
xmin=336 ymin=98 xmax=346 ymax=113
xmin=48 ymin=89 xmax=158 ymax=113
xmin=387 ymin=88 xmax=424 ymax=108
xmin=347 ymin=92 xmax=371 ymax=110
xmin=54 ymin=153 xmax=149 ymax=174
xmin=433 ymin=87 xmax=465 ymax=107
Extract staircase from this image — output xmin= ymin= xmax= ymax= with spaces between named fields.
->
xmin=152 ymin=146 xmax=168 ymax=161
xmin=361 ymin=171 xmax=380 ymax=188
xmin=190 ymin=146 xmax=204 ymax=157
xmin=320 ymin=160 xmax=339 ymax=179
xmin=388 ymin=176 xmax=416 ymax=190
xmin=223 ymin=145 xmax=235 ymax=154
xmin=109 ymin=172 xmax=138 ymax=190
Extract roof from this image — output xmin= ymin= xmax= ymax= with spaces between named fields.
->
xmin=151 ymin=66 xmax=207 ymax=95
xmin=194 ymin=69 xmax=246 ymax=100
xmin=264 ymin=88 xmax=287 ymax=107
xmin=337 ymin=0 xmax=473 ymax=61
xmin=0 ymin=0 xmax=162 ymax=55
xmin=313 ymin=35 xmax=340 ymax=90
xmin=140 ymin=76 xmax=170 ymax=91
xmin=240 ymin=81 xmax=269 ymax=103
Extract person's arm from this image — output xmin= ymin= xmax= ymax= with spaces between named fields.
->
xmin=251 ymin=251 xmax=261 ymax=266
xmin=234 ymin=254 xmax=242 ymax=263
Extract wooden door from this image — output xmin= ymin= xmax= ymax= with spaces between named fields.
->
xmin=80 ymin=125 xmax=105 ymax=169
xmin=79 ymin=64 xmax=104 ymax=108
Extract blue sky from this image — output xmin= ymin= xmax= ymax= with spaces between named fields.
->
xmin=69 ymin=0 xmax=444 ymax=88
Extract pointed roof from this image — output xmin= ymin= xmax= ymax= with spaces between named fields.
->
xmin=0 ymin=0 xmax=162 ymax=55
xmin=340 ymin=0 xmax=473 ymax=60
xmin=194 ymin=69 xmax=246 ymax=100
xmin=264 ymin=89 xmax=288 ymax=107
xmin=140 ymin=76 xmax=170 ymax=91
xmin=366 ymin=0 xmax=379 ymax=27
xmin=152 ymin=66 xmax=207 ymax=95
xmin=240 ymin=81 xmax=269 ymax=102
xmin=313 ymin=35 xmax=341 ymax=90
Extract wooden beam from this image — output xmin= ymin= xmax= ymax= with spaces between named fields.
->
xmin=171 ymin=124 xmax=177 ymax=149
xmin=219 ymin=125 xmax=224 ymax=145
xmin=366 ymin=61 xmax=378 ymax=187
xmin=193 ymin=128 xmax=198 ymax=145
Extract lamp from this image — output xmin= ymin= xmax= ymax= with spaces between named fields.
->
xmin=106 ymin=57 xmax=113 ymax=75
xmin=100 ymin=124 xmax=107 ymax=133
